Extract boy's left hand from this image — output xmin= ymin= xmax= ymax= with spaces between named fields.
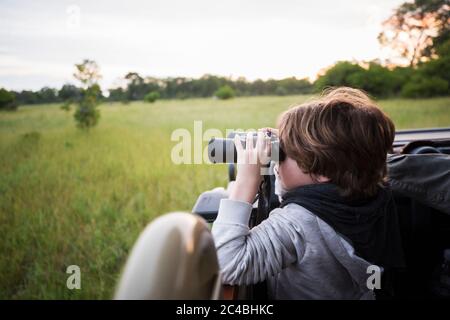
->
xmin=229 ymin=130 xmax=272 ymax=204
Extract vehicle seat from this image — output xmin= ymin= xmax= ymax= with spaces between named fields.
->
xmin=115 ymin=212 xmax=221 ymax=299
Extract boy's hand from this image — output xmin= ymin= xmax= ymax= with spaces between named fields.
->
xmin=229 ymin=130 xmax=272 ymax=204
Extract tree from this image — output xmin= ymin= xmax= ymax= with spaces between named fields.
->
xmin=59 ymin=84 xmax=81 ymax=111
xmin=378 ymin=0 xmax=450 ymax=67
xmin=37 ymin=87 xmax=59 ymax=103
xmin=234 ymin=76 xmax=250 ymax=96
xmin=214 ymin=85 xmax=235 ymax=100
xmin=108 ymin=87 xmax=128 ymax=103
xmin=74 ymin=83 xmax=101 ymax=128
xmin=275 ymin=86 xmax=288 ymax=96
xmin=0 ymin=88 xmax=17 ymax=110
xmin=277 ymin=77 xmax=313 ymax=94
xmin=69 ymin=59 xmax=102 ymax=129
xmin=250 ymin=79 xmax=267 ymax=95
xmin=314 ymin=62 xmax=365 ymax=91
xmin=14 ymin=90 xmax=38 ymax=105
xmin=124 ymin=72 xmax=147 ymax=101
xmin=59 ymin=84 xmax=81 ymax=101
xmin=389 ymin=66 xmax=415 ymax=94
xmin=74 ymin=59 xmax=102 ymax=86
xmin=401 ymin=38 xmax=450 ymax=97
xmin=347 ymin=63 xmax=399 ymax=97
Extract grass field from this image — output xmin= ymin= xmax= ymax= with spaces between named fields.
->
xmin=0 ymin=95 xmax=449 ymax=299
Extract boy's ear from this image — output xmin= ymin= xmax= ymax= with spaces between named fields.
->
xmin=316 ymin=175 xmax=330 ymax=183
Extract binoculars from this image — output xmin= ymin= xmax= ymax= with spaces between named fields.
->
xmin=207 ymin=131 xmax=286 ymax=164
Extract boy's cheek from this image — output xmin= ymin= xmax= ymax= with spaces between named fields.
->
xmin=279 ymin=157 xmax=314 ymax=189
xmin=278 ymin=159 xmax=298 ymax=189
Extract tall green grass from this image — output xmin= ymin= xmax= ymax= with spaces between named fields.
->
xmin=0 ymin=95 xmax=449 ymax=299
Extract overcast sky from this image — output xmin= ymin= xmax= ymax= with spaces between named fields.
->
xmin=0 ymin=0 xmax=405 ymax=91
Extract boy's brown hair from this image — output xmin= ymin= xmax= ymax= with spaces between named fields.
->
xmin=278 ymin=87 xmax=395 ymax=198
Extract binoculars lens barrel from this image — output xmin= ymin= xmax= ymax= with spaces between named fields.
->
xmin=207 ymin=132 xmax=285 ymax=164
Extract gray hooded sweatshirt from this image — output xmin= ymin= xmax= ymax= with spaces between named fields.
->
xmin=211 ymin=198 xmax=377 ymax=299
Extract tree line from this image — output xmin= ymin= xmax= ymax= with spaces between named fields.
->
xmin=4 ymin=45 xmax=448 ymax=109
xmin=3 ymin=75 xmax=313 ymax=107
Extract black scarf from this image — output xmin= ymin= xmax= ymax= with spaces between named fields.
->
xmin=280 ymin=183 xmax=405 ymax=269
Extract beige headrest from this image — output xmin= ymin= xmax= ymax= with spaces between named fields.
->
xmin=115 ymin=212 xmax=221 ymax=300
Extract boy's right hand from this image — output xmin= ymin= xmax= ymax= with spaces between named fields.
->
xmin=229 ymin=131 xmax=271 ymax=204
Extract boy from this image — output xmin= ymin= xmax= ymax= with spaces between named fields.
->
xmin=211 ymin=87 xmax=404 ymax=299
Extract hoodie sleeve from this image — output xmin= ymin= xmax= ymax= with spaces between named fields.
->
xmin=211 ymin=199 xmax=304 ymax=285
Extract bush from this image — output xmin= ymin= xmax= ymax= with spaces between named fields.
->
xmin=0 ymin=88 xmax=18 ymax=110
xmin=214 ymin=85 xmax=235 ymax=100
xmin=144 ymin=91 xmax=160 ymax=103
xmin=69 ymin=60 xmax=102 ymax=129
xmin=401 ymin=76 xmax=449 ymax=98
xmin=419 ymin=55 xmax=450 ymax=83
xmin=390 ymin=67 xmax=414 ymax=94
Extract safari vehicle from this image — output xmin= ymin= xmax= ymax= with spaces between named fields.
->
xmin=115 ymin=127 xmax=450 ymax=300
